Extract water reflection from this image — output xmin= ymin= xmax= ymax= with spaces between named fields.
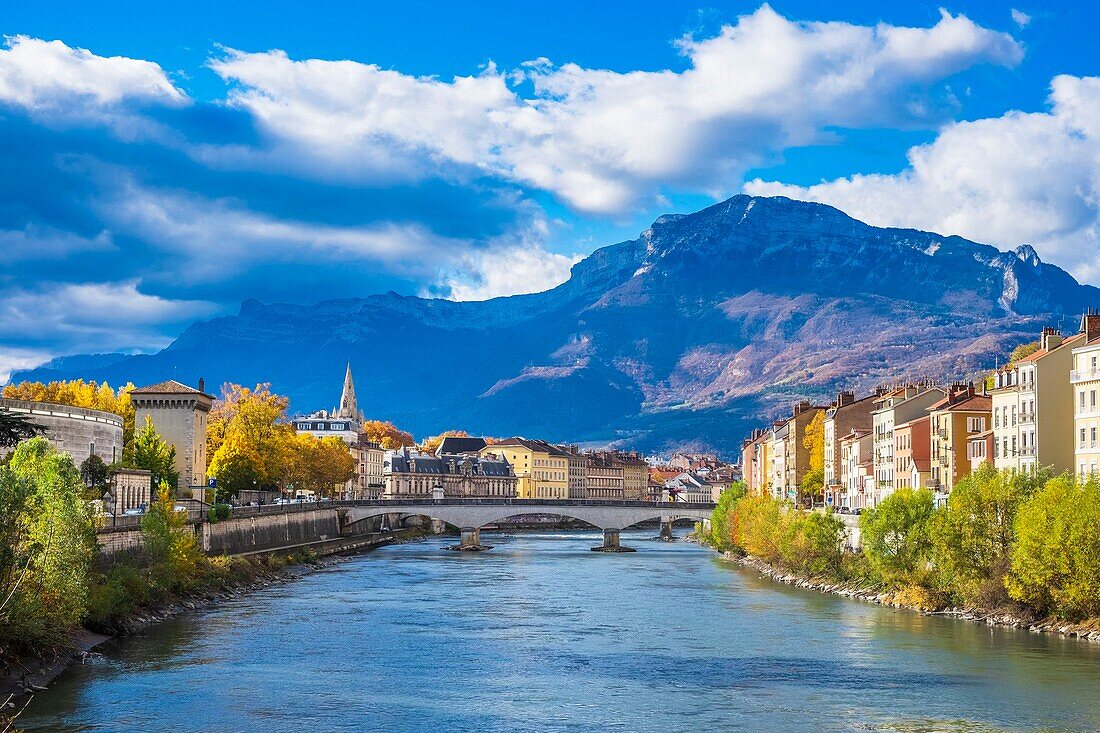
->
xmin=20 ymin=531 xmax=1100 ymax=733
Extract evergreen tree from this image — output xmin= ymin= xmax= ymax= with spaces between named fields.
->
xmin=130 ymin=417 xmax=180 ymax=489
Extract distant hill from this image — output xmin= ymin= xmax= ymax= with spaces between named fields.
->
xmin=15 ymin=195 xmax=1097 ymax=455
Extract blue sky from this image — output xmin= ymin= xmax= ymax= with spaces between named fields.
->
xmin=1 ymin=0 xmax=1098 ymax=379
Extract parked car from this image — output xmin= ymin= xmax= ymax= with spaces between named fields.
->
xmin=122 ymin=508 xmax=144 ymax=516
xmin=173 ymin=504 xmax=190 ymax=513
xmin=852 ymin=508 xmax=864 ymax=515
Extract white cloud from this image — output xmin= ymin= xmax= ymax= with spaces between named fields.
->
xmin=0 ymin=35 xmax=186 ymax=117
xmin=746 ymin=75 xmax=1100 ymax=282
xmin=0 ymin=346 xmax=54 ymax=384
xmin=435 ymin=244 xmax=583 ymax=301
xmin=208 ymin=5 xmax=1022 ymax=214
xmin=1011 ymin=9 xmax=1032 ymax=28
xmin=0 ymin=280 xmax=217 ymax=357
xmin=0 ymin=224 xmax=114 ymax=261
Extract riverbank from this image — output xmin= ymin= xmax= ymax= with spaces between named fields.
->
xmin=720 ymin=550 xmax=1100 ymax=642
xmin=1 ymin=529 xmax=425 ymax=720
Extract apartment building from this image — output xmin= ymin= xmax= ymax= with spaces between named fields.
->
xmin=823 ymin=391 xmax=878 ymax=508
xmin=928 ymin=384 xmax=992 ymax=496
xmin=782 ymin=401 xmax=826 ymax=504
xmin=992 ymin=326 xmax=1081 ymax=474
xmin=481 ymin=438 xmax=570 ymax=498
xmin=768 ymin=422 xmax=789 ymax=500
xmin=839 ymin=428 xmax=873 ymax=510
xmin=893 ymin=415 xmax=931 ymax=491
xmin=870 ymin=385 xmax=946 ymax=505
xmin=740 ymin=429 xmax=769 ymax=496
xmin=1071 ymin=312 xmax=1100 ymax=478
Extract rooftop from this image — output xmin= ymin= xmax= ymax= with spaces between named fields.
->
xmin=131 ymin=379 xmax=212 ymax=397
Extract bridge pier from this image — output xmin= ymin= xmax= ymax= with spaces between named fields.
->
xmin=592 ymin=528 xmax=636 ymax=553
xmin=447 ymin=526 xmax=492 ymax=552
xmin=659 ymin=519 xmax=674 ymax=542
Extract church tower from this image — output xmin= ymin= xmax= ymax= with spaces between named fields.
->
xmin=336 ymin=363 xmax=359 ymax=420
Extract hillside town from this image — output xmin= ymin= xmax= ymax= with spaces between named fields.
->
xmin=0 ymin=363 xmax=739 ymax=516
xmin=741 ymin=313 xmax=1100 ymax=512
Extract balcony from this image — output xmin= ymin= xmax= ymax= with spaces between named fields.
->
xmin=1019 ymin=412 xmax=1035 ymax=424
xmin=1071 ymin=369 xmax=1100 ymax=383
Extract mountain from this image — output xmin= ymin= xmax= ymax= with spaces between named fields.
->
xmin=14 ymin=195 xmax=1099 ymax=455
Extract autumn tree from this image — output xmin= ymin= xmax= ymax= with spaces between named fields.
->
xmin=283 ymin=434 xmax=356 ymax=497
xmin=798 ymin=410 xmax=825 ymax=505
xmin=130 ymin=417 xmax=180 ymax=489
xmin=207 ymin=384 xmax=294 ymax=490
xmin=362 ymin=420 xmax=415 ymax=449
xmin=3 ymin=379 xmax=136 ymax=447
xmin=420 ymin=430 xmax=470 ymax=454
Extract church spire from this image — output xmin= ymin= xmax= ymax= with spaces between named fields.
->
xmin=337 ymin=362 xmax=358 ymax=420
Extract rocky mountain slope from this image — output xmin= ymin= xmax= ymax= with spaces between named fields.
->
xmin=16 ymin=196 xmax=1098 ymax=454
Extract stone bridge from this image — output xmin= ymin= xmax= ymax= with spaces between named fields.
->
xmin=340 ymin=498 xmax=715 ymax=552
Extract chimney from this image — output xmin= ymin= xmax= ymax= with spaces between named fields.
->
xmin=792 ymin=400 xmax=811 ymax=417
xmin=198 ymin=377 xmax=205 ymax=394
xmin=835 ymin=391 xmax=855 ymax=407
xmin=1041 ymin=326 xmax=1063 ymax=352
xmin=1081 ymin=308 xmax=1100 ymax=342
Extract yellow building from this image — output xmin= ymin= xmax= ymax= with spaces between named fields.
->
xmin=928 ymin=384 xmax=992 ymax=496
xmin=1070 ymin=313 xmax=1100 ymax=478
xmin=481 ymin=438 xmax=570 ymax=498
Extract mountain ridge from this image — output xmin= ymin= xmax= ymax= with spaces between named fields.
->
xmin=14 ymin=195 xmax=1096 ymax=455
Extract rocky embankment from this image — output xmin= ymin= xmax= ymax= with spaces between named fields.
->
xmin=725 ymin=552 xmax=1100 ymax=642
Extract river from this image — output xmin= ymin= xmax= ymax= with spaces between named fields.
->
xmin=20 ymin=530 xmax=1100 ymax=732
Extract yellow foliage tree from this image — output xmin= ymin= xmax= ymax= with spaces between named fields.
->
xmin=362 ymin=420 xmax=415 ymax=449
xmin=206 ymin=383 xmax=294 ymax=489
xmin=3 ymin=379 xmax=136 ymax=449
xmin=283 ymin=434 xmax=356 ymax=497
xmin=803 ymin=410 xmax=825 ymax=473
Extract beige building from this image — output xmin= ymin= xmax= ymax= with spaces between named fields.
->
xmin=992 ymin=327 xmax=1081 ymax=475
xmin=559 ymin=445 xmax=588 ymax=499
xmin=1071 ymin=313 xmax=1100 ymax=478
xmin=823 ymin=391 xmax=878 ymax=509
xmin=928 ymin=384 xmax=992 ymax=496
xmin=481 ymin=438 xmax=570 ymax=498
xmin=767 ymin=422 xmax=789 ymax=500
xmin=131 ymin=379 xmax=213 ymax=490
xmin=893 ymin=415 xmax=931 ymax=491
xmin=584 ymin=452 xmax=625 ymax=499
xmin=740 ymin=428 xmax=769 ymax=496
xmin=870 ymin=385 xmax=945 ymax=505
xmin=108 ymin=467 xmax=152 ymax=514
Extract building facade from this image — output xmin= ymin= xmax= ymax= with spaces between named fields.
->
xmin=839 ymin=428 xmax=873 ymax=510
xmin=992 ymin=327 xmax=1080 ymax=475
xmin=1071 ymin=313 xmax=1100 ymax=478
xmin=0 ymin=398 xmax=124 ymax=468
xmin=558 ymin=445 xmax=588 ymax=499
xmin=481 ymin=438 xmax=570 ymax=498
xmin=870 ymin=385 xmax=945 ymax=505
xmin=928 ymin=384 xmax=992 ymax=496
xmin=823 ymin=391 xmax=878 ymax=508
xmin=584 ymin=452 xmax=625 ymax=499
xmin=130 ymin=379 xmax=214 ymax=490
xmin=384 ymin=448 xmax=517 ymax=498
xmin=109 ymin=468 xmax=152 ymax=514
xmin=893 ymin=415 xmax=931 ymax=491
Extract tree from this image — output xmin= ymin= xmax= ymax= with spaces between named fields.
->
xmin=130 ymin=417 xmax=180 ymax=489
xmin=3 ymin=379 xmax=135 ymax=447
xmin=706 ymin=482 xmax=746 ymax=551
xmin=799 ymin=411 xmax=825 ymax=506
xmin=206 ymin=384 xmax=294 ymax=489
xmin=420 ymin=430 xmax=470 ymax=454
xmin=1009 ymin=340 xmax=1041 ymax=363
xmin=362 ymin=420 xmax=415 ymax=450
xmin=284 ymin=434 xmax=356 ymax=497
xmin=929 ymin=463 xmax=1045 ymax=605
xmin=141 ymin=482 xmax=202 ymax=592
xmin=80 ymin=454 xmax=110 ymax=496
xmin=860 ymin=487 xmax=935 ymax=586
xmin=0 ymin=408 xmax=44 ymax=448
xmin=1007 ymin=475 xmax=1100 ymax=620
xmin=206 ymin=438 xmax=263 ymax=501
xmin=0 ymin=438 xmax=97 ymax=651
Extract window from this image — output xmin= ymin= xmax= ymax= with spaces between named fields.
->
xmin=89 ymin=441 xmax=95 ymax=456
xmin=1081 ymin=428 xmax=1087 ymax=449
xmin=1011 ymin=406 xmax=1016 ymax=426
xmin=1093 ymin=391 xmax=1098 ymax=410
xmin=1092 ymin=427 xmax=1097 ymax=449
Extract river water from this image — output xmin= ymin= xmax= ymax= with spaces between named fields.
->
xmin=21 ymin=530 xmax=1100 ymax=732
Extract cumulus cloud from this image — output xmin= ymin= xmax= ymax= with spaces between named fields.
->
xmin=209 ymin=6 xmax=1022 ymax=213
xmin=0 ymin=224 xmax=114 ymax=261
xmin=0 ymin=35 xmax=185 ymax=118
xmin=1011 ymin=9 xmax=1032 ymax=28
xmin=746 ymin=74 xmax=1100 ymax=282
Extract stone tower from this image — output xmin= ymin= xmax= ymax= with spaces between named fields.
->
xmin=130 ymin=379 xmax=214 ymax=491
xmin=336 ymin=363 xmax=359 ymax=420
